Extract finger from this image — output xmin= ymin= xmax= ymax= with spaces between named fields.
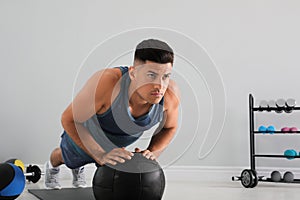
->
xmin=118 ymin=151 xmax=134 ymax=160
xmin=105 ymin=154 xmax=127 ymax=164
xmin=145 ymin=153 xmax=152 ymax=159
xmin=121 ymin=148 xmax=134 ymax=157
xmin=106 ymin=159 xmax=117 ymax=165
xmin=111 ymin=148 xmax=133 ymax=160
xmin=100 ymin=155 xmax=116 ymax=166
xmin=113 ymin=157 xmax=126 ymax=163
xmin=145 ymin=151 xmax=156 ymax=160
xmin=142 ymin=151 xmax=154 ymax=160
xmin=142 ymin=150 xmax=151 ymax=157
xmin=150 ymin=154 xmax=156 ymax=160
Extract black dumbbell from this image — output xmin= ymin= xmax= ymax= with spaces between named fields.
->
xmin=270 ymin=171 xmax=281 ymax=182
xmin=275 ymin=99 xmax=286 ymax=113
xmin=267 ymin=100 xmax=276 ymax=112
xmin=285 ymin=98 xmax=296 ymax=113
xmin=283 ymin=171 xmax=294 ymax=182
xmin=25 ymin=165 xmax=43 ymax=183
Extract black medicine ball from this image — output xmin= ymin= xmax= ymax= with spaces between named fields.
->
xmin=93 ymin=153 xmax=165 ymax=200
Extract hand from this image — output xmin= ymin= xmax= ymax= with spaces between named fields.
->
xmin=97 ymin=147 xmax=134 ymax=166
xmin=134 ymin=148 xmax=157 ymax=160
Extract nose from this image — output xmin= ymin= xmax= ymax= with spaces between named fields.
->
xmin=154 ymin=77 xmax=164 ymax=89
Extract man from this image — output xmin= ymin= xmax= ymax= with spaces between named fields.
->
xmin=45 ymin=39 xmax=180 ymax=189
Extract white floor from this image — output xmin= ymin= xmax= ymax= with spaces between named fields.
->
xmin=19 ymin=179 xmax=300 ymax=200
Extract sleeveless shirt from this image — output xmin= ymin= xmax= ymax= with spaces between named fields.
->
xmin=83 ymin=66 xmax=164 ymax=151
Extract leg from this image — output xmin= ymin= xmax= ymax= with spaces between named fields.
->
xmin=45 ymin=148 xmax=63 ymax=189
xmin=50 ymin=147 xmax=64 ymax=167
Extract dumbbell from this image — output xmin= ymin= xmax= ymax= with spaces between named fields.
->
xmin=281 ymin=127 xmax=298 ymax=133
xmin=290 ymin=127 xmax=298 ymax=133
xmin=25 ymin=165 xmax=44 ymax=183
xmin=276 ymin=98 xmax=286 ymax=113
xmin=267 ymin=100 xmax=276 ymax=112
xmin=267 ymin=125 xmax=275 ymax=134
xmin=258 ymin=125 xmax=275 ymax=134
xmin=285 ymin=98 xmax=296 ymax=113
xmin=284 ymin=149 xmax=297 ymax=160
xmin=281 ymin=127 xmax=290 ymax=133
xmin=258 ymin=125 xmax=267 ymax=133
xmin=258 ymin=100 xmax=268 ymax=111
xmin=270 ymin=171 xmax=296 ymax=183
xmin=270 ymin=171 xmax=281 ymax=182
xmin=283 ymin=171 xmax=294 ymax=182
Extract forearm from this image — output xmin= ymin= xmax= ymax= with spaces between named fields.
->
xmin=147 ymin=127 xmax=176 ymax=157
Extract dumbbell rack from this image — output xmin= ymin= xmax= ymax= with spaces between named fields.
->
xmin=232 ymin=93 xmax=300 ymax=188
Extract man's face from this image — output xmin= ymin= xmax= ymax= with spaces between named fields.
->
xmin=130 ymin=60 xmax=173 ymax=104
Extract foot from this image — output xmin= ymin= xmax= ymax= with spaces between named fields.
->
xmin=72 ymin=166 xmax=87 ymax=188
xmin=44 ymin=161 xmax=62 ymax=189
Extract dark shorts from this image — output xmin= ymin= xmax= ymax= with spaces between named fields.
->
xmin=60 ymin=131 xmax=95 ymax=169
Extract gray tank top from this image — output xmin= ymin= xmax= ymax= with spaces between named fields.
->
xmin=83 ymin=66 xmax=164 ymax=151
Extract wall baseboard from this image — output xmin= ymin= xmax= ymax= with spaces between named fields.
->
xmin=34 ymin=164 xmax=300 ymax=186
xmin=163 ymin=166 xmax=300 ymax=182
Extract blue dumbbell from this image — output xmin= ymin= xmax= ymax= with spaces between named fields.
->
xmin=258 ymin=126 xmax=267 ymax=133
xmin=267 ymin=125 xmax=276 ymax=134
xmin=284 ymin=149 xmax=297 ymax=160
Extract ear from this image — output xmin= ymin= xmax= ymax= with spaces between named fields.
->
xmin=128 ymin=66 xmax=136 ymax=80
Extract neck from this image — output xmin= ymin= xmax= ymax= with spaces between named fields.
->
xmin=128 ymin=83 xmax=150 ymax=108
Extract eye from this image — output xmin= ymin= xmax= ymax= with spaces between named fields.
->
xmin=147 ymin=73 xmax=157 ymax=79
xmin=162 ymin=74 xmax=171 ymax=80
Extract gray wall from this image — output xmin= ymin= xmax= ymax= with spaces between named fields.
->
xmin=1 ymin=0 xmax=300 ymax=169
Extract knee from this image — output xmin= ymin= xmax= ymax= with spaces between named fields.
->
xmin=52 ymin=148 xmax=62 ymax=157
xmin=51 ymin=148 xmax=64 ymax=165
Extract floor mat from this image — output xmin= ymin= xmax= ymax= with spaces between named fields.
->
xmin=28 ymin=187 xmax=95 ymax=200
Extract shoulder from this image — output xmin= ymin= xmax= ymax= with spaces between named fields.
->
xmin=79 ymin=67 xmax=123 ymax=102
xmin=163 ymin=80 xmax=180 ymax=110
xmin=82 ymin=67 xmax=122 ymax=91
xmin=93 ymin=67 xmax=123 ymax=85
xmin=92 ymin=67 xmax=124 ymax=99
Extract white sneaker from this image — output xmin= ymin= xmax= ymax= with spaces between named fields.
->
xmin=72 ymin=166 xmax=87 ymax=188
xmin=44 ymin=161 xmax=62 ymax=189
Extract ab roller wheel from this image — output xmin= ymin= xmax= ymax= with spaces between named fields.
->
xmin=240 ymin=169 xmax=258 ymax=188
xmin=231 ymin=169 xmax=258 ymax=188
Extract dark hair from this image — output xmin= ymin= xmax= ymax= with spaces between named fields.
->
xmin=134 ymin=39 xmax=174 ymax=65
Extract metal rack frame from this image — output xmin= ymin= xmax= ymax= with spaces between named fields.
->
xmin=232 ymin=93 xmax=300 ymax=187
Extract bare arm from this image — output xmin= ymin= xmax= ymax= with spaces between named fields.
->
xmin=136 ymin=80 xmax=180 ymax=159
xmin=61 ymin=69 xmax=133 ymax=165
xmin=148 ymin=100 xmax=179 ymax=157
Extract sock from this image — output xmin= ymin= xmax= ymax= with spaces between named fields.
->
xmin=48 ymin=161 xmax=60 ymax=170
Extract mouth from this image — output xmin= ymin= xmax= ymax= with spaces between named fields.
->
xmin=151 ymin=92 xmax=163 ymax=97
